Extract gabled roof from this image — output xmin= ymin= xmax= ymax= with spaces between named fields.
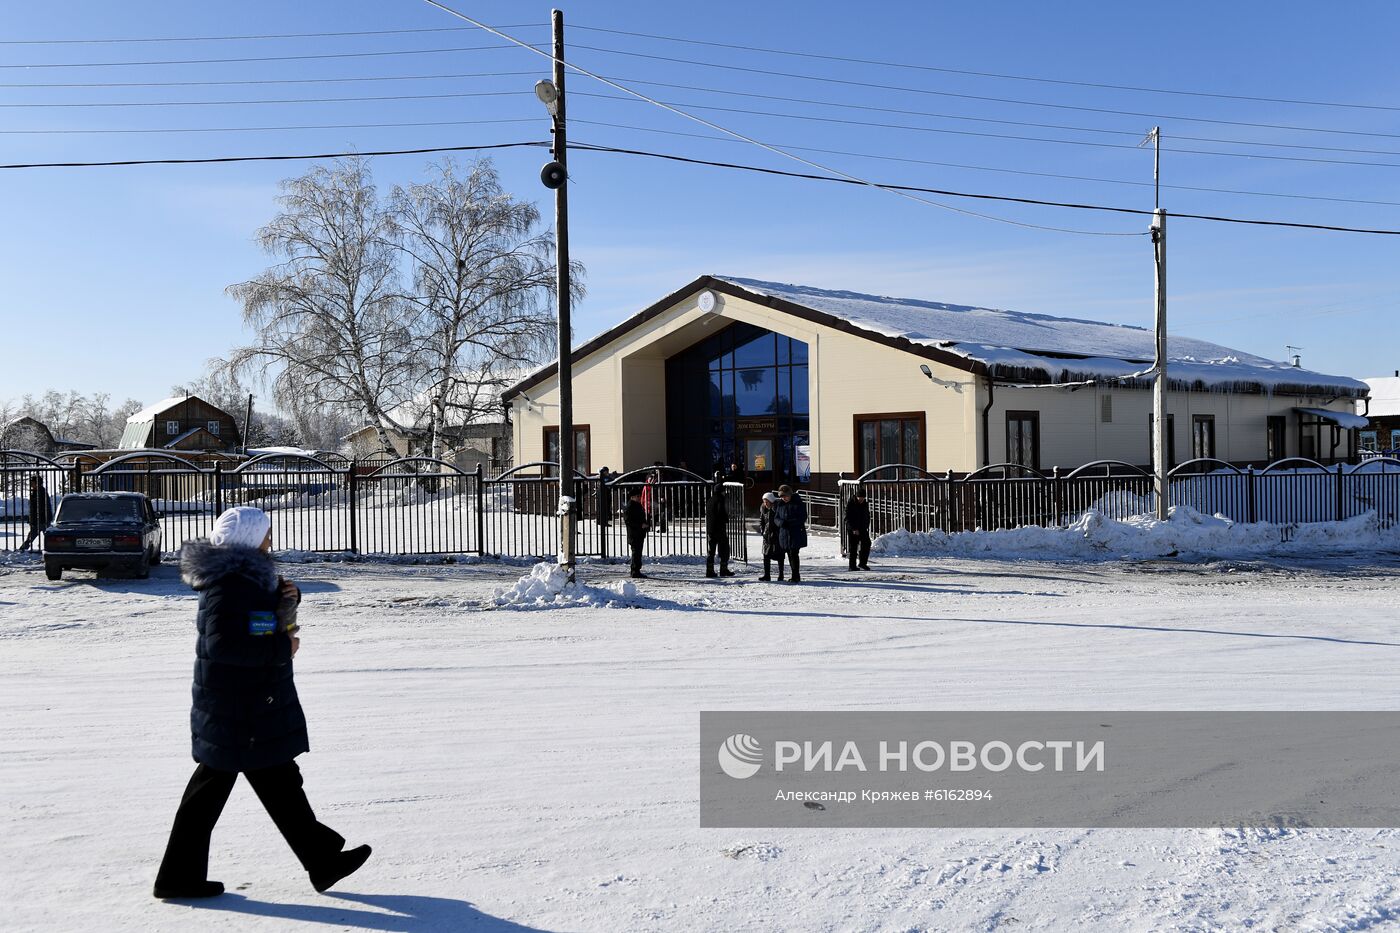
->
xmin=125 ymin=396 xmax=193 ymax=424
xmin=1361 ymin=377 xmax=1400 ymax=418
xmin=505 ymin=275 xmax=1366 ymax=399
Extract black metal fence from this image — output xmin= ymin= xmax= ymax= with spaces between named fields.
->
xmin=0 ymin=451 xmax=751 ymax=562
xmin=836 ymin=458 xmax=1400 ymax=554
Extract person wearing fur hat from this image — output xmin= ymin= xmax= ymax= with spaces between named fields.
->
xmin=757 ymin=491 xmax=785 ymax=582
xmin=154 ymin=507 xmax=370 ymax=900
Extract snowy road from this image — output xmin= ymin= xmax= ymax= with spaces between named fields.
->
xmin=3 ymin=543 xmax=1400 ymax=931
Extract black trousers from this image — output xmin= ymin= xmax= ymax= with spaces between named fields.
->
xmin=628 ymin=540 xmax=644 ymax=576
xmin=762 ymin=550 xmax=785 ymax=579
xmin=20 ymin=525 xmax=41 ymax=550
xmin=786 ymin=549 xmax=802 ymax=581
xmin=847 ymin=530 xmax=871 ymax=568
xmin=705 ymin=535 xmax=730 ymax=575
xmin=156 ymin=760 xmax=344 ymax=885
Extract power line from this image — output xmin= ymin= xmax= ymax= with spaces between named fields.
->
xmin=569 ymin=43 xmax=1400 ymax=144
xmin=0 ymin=90 xmax=534 ymax=108
xmin=575 ymin=118 xmax=1400 ymax=208
xmin=0 ymin=140 xmax=547 ymax=169
xmin=0 ymin=118 xmax=539 ymax=135
xmin=0 ymin=25 xmax=541 ymax=44
xmin=418 ymin=1 xmax=1142 ymax=237
xmin=0 ymin=70 xmax=540 ymax=89
xmin=568 ymin=142 xmax=1400 ymax=235
xmin=6 ymin=133 xmax=1399 ymax=236
xmin=571 ymin=24 xmax=1400 ymax=114
xmin=0 ymin=42 xmax=543 ymax=69
xmin=573 ymin=91 xmax=1400 ymax=169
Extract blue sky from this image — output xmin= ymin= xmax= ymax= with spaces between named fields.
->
xmin=3 ymin=1 xmax=1399 ymax=408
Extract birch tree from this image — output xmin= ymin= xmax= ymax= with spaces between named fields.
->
xmin=227 ymin=157 xmax=414 ymax=453
xmin=391 ymin=158 xmax=579 ymax=460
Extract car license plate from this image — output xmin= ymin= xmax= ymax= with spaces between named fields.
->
xmin=77 ymin=538 xmax=109 ymax=549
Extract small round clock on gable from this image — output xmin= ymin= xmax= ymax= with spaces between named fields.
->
xmin=697 ymin=289 xmax=717 ymax=314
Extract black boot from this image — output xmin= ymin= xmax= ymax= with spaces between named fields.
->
xmin=311 ymin=844 xmax=372 ymax=894
xmin=154 ymin=880 xmax=224 ymax=900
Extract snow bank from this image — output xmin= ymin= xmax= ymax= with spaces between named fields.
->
xmin=492 ymin=561 xmax=646 ymax=609
xmin=873 ymin=507 xmax=1392 ymax=561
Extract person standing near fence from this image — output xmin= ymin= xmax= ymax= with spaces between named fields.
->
xmin=774 ymin=484 xmax=808 ymax=583
xmin=642 ymin=471 xmax=667 ymax=532
xmin=154 ymin=506 xmax=370 ymax=899
xmin=19 ymin=474 xmax=52 ymax=552
xmin=624 ymin=487 xmax=650 ymax=578
xmin=757 ymin=491 xmax=785 ymax=582
xmin=845 ymin=487 xmax=872 ymax=571
xmin=705 ymin=477 xmax=734 ymax=578
xmin=596 ymin=467 xmax=612 ymax=529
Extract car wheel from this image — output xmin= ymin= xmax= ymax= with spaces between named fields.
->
xmin=149 ymin=547 xmax=161 ymax=565
xmin=45 ymin=562 xmax=62 ymax=581
xmin=131 ymin=558 xmax=150 ymax=580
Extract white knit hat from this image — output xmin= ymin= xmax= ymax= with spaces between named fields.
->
xmin=762 ymin=491 xmax=778 ymax=503
xmin=209 ymin=506 xmax=272 ymax=550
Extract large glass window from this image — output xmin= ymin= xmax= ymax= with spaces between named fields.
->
xmin=1267 ymin=416 xmax=1287 ymax=461
xmin=665 ymin=323 xmax=810 ymax=480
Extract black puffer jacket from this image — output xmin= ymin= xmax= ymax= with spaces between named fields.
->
xmin=705 ymin=488 xmax=728 ymax=537
xmin=181 ymin=540 xmax=308 ymax=772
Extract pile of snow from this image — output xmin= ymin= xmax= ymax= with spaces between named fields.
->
xmin=873 ymin=507 xmax=1396 ymax=561
xmin=492 ymin=561 xmax=645 ymax=609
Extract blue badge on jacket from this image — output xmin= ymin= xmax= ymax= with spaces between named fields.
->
xmin=248 ymin=611 xmax=277 ymax=636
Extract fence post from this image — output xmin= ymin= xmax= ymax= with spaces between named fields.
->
xmin=1245 ymin=466 xmax=1256 ymax=524
xmin=1336 ymin=462 xmax=1345 ymax=521
xmin=348 ymin=468 xmax=359 ymax=554
xmin=836 ymin=475 xmax=847 ymax=558
xmin=599 ymin=475 xmax=609 ymax=560
xmin=474 ymin=463 xmax=485 ymax=557
xmin=1051 ymin=466 xmax=1064 ymax=527
xmin=213 ymin=462 xmax=224 ymax=516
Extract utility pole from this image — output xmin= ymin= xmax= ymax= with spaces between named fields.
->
xmin=1151 ymin=207 xmax=1168 ymax=520
xmin=537 ymin=9 xmax=576 ymax=580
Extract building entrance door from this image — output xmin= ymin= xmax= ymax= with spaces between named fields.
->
xmin=744 ymin=436 xmax=774 ymax=506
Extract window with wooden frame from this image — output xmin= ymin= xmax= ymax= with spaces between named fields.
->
xmin=543 ymin=424 xmax=591 ymax=475
xmin=1266 ymin=416 xmax=1286 ymax=461
xmin=207 ymin=420 xmax=221 ymax=436
xmin=1191 ymin=414 xmax=1216 ymax=460
xmin=165 ymin=420 xmax=180 ymax=436
xmin=1004 ymin=411 xmax=1041 ymax=470
xmin=853 ymin=412 xmax=925 ymax=476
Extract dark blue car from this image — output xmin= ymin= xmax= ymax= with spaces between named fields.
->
xmin=42 ymin=492 xmax=163 ymax=581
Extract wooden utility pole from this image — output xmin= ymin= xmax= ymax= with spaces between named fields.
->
xmin=1152 ymin=206 xmax=1168 ymax=520
xmin=549 ymin=9 xmax=576 ymax=578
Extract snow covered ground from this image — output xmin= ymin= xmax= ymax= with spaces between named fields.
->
xmin=4 ymin=533 xmax=1400 ymax=931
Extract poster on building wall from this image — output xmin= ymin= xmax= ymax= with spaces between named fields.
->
xmin=795 ymin=444 xmax=811 ymax=482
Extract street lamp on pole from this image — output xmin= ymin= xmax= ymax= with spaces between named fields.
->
xmin=537 ymin=10 xmax=575 ymax=581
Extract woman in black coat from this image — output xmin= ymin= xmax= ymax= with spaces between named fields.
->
xmin=773 ymin=485 xmax=809 ymax=583
xmin=704 ymin=481 xmax=733 ymax=578
xmin=154 ymin=507 xmax=370 ymax=899
xmin=757 ymin=492 xmax=785 ymax=582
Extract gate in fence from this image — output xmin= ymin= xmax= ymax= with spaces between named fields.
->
xmin=1 ymin=451 xmax=752 ymax=562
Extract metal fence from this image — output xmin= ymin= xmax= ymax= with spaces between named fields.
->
xmin=0 ymin=450 xmax=750 ymax=562
xmin=836 ymin=457 xmax=1400 ymax=554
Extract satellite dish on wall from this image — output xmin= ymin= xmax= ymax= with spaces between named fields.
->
xmin=697 ymin=289 xmax=717 ymax=314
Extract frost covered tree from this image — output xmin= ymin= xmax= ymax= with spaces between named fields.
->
xmin=3 ymin=391 xmax=141 ymax=448
xmin=227 ymin=157 xmax=416 ymax=455
xmin=390 ymin=157 xmax=577 ymax=460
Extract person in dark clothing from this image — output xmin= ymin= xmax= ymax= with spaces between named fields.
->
xmin=726 ymin=461 xmax=747 ymax=486
xmin=596 ymin=467 xmax=612 ymax=529
xmin=757 ymin=491 xmax=784 ymax=582
xmin=641 ymin=472 xmax=667 ymax=533
xmin=704 ymin=481 xmax=734 ymax=578
xmin=19 ymin=475 xmax=52 ymax=551
xmin=845 ymin=487 xmax=873 ymax=571
xmin=623 ymin=488 xmax=650 ymax=579
xmin=155 ymin=507 xmax=370 ymax=900
xmin=773 ymin=485 xmax=809 ymax=583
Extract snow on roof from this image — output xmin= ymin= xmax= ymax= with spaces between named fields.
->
xmin=716 ymin=277 xmax=1367 ymax=396
xmin=125 ymin=396 xmax=190 ymax=424
xmin=1361 ymin=377 xmax=1400 ymax=417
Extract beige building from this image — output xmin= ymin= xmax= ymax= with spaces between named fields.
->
xmin=504 ymin=276 xmax=1367 ymax=492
